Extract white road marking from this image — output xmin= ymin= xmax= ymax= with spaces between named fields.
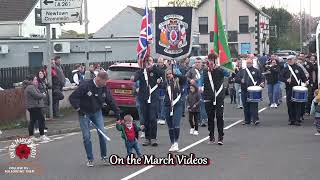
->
xmin=0 ymin=124 xmax=116 ymax=159
xmin=53 ymin=137 xmax=65 ymax=140
xmin=121 ymin=107 xmax=269 ymax=180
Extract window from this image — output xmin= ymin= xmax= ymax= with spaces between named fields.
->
xmin=229 ymin=43 xmax=239 ymax=57
xmin=107 ymin=67 xmax=139 ymax=80
xmin=200 ymin=44 xmax=208 ymax=56
xmin=199 ymin=17 xmax=208 ymax=34
xmin=239 ymin=16 xmax=249 ymax=33
xmin=228 ymin=31 xmax=238 ymax=42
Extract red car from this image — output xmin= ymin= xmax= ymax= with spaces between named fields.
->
xmin=103 ymin=63 xmax=140 ymax=119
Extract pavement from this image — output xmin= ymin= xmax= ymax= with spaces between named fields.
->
xmin=0 ymin=89 xmax=320 ymax=180
xmin=0 ymin=113 xmax=117 ymax=141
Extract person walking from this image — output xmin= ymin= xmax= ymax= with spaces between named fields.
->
xmin=69 ymin=71 xmax=121 ymax=167
xmin=163 ymin=68 xmax=186 ymax=151
xmin=265 ymin=59 xmax=281 ymax=108
xmin=200 ymin=53 xmax=226 ymax=145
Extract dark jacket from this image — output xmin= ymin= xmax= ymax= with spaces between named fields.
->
xmin=235 ymin=66 xmax=265 ymax=92
xmin=187 ymin=90 xmax=201 ymax=112
xmin=164 ymin=74 xmax=187 ymax=106
xmin=265 ymin=64 xmax=280 ymax=84
xmin=134 ymin=65 xmax=165 ymax=103
xmin=116 ymin=122 xmax=141 ymax=141
xmin=280 ymin=63 xmax=307 ymax=90
xmin=69 ymin=79 xmax=120 ymax=118
xmin=303 ymin=61 xmax=315 ymax=82
xmin=23 ymin=81 xmax=46 ymax=109
xmin=202 ymin=67 xmax=225 ymax=103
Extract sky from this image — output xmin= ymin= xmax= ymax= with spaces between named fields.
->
xmin=62 ymin=0 xmax=320 ymax=33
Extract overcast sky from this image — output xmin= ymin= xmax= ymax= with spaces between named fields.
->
xmin=62 ymin=0 xmax=320 ymax=33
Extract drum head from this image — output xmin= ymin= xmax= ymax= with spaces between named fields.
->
xmin=293 ymin=86 xmax=308 ymax=92
xmin=247 ymin=86 xmax=262 ymax=91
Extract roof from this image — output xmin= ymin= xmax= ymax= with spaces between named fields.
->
xmin=0 ymin=0 xmax=38 ymax=21
xmin=128 ymin=5 xmax=145 ymax=16
xmin=198 ymin=0 xmax=270 ymax=19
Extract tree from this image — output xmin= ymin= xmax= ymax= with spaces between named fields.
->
xmin=262 ymin=7 xmax=320 ymax=53
xmin=60 ymin=30 xmax=93 ymax=39
xmin=167 ymin=0 xmax=200 ymax=7
xmin=261 ymin=7 xmax=294 ymax=52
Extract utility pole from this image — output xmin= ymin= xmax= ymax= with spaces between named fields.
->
xmin=225 ymin=0 xmax=228 ymax=34
xmin=84 ymin=0 xmax=90 ymax=79
xmin=300 ymin=0 xmax=303 ymax=52
xmin=46 ymin=24 xmax=53 ymax=119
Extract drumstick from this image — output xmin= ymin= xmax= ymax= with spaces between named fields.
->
xmin=89 ymin=120 xmax=111 ymax=141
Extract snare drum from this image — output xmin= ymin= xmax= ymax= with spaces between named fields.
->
xmin=247 ymin=86 xmax=263 ymax=102
xmin=292 ymin=86 xmax=308 ymax=102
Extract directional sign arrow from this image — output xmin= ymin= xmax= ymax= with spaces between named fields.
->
xmin=71 ymin=12 xmax=79 ymax=18
xmin=43 ymin=0 xmax=54 ymax=5
xmin=41 ymin=8 xmax=82 ymax=24
xmin=41 ymin=0 xmax=83 ymax=9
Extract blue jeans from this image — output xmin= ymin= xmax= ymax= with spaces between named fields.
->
xmin=268 ymin=82 xmax=280 ymax=105
xmin=241 ymin=91 xmax=258 ymax=124
xmin=234 ymin=83 xmax=243 ymax=107
xmin=125 ymin=139 xmax=142 ymax=157
xmin=181 ymin=93 xmax=186 ymax=116
xmin=200 ymin=98 xmax=208 ymax=123
xmin=164 ymin=102 xmax=183 ymax=144
xmin=158 ymin=96 xmax=165 ymax=120
xmin=79 ymin=110 xmax=107 ymax=161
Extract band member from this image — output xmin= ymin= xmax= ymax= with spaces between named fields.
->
xmin=133 ymin=56 xmax=164 ymax=147
xmin=69 ymin=71 xmax=120 ymax=167
xmin=163 ymin=67 xmax=187 ymax=151
xmin=280 ymin=55 xmax=307 ymax=126
xmin=236 ymin=57 xmax=265 ymax=126
xmin=200 ymin=53 xmax=225 ymax=145
xmin=299 ymin=53 xmax=316 ymax=115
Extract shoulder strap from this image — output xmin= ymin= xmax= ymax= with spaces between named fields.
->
xmin=245 ymin=68 xmax=257 ymax=85
xmin=287 ymin=65 xmax=300 ymax=85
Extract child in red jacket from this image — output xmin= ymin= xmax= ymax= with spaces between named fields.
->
xmin=116 ymin=115 xmax=143 ymax=157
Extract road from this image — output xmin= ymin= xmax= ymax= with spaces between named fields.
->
xmin=0 ymin=91 xmax=320 ymax=180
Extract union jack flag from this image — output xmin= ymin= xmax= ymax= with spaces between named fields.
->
xmin=137 ymin=5 xmax=153 ymax=68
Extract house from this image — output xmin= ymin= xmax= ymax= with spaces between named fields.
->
xmin=0 ymin=0 xmax=61 ymax=38
xmin=196 ymin=0 xmax=270 ymax=56
xmin=94 ymin=6 xmax=149 ymax=38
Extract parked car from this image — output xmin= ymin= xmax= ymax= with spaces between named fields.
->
xmin=275 ymin=50 xmax=296 ymax=62
xmin=103 ymin=63 xmax=140 ymax=119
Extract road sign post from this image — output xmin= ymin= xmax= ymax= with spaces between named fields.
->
xmin=39 ymin=0 xmax=83 ymax=119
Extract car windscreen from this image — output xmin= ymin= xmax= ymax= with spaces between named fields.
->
xmin=107 ymin=67 xmax=139 ymax=80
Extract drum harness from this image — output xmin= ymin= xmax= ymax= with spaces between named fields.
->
xmin=208 ymin=71 xmax=224 ymax=106
xmin=144 ymin=68 xmax=159 ymax=104
xmin=287 ymin=65 xmax=301 ymax=86
xmin=245 ymin=68 xmax=257 ymax=86
xmin=167 ymin=83 xmax=181 ymax=117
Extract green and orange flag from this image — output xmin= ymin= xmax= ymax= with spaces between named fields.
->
xmin=213 ymin=0 xmax=234 ymax=72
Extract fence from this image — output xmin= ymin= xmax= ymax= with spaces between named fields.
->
xmin=0 ymin=88 xmax=25 ymax=125
xmin=0 ymin=60 xmax=135 ymax=89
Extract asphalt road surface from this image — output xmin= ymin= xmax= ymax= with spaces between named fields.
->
xmin=1 ymin=91 xmax=320 ymax=180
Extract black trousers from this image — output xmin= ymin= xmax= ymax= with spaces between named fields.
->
xmin=205 ymin=101 xmax=224 ymax=140
xmin=188 ymin=112 xmax=199 ymax=131
xmin=28 ymin=108 xmax=45 ymax=136
xmin=140 ymin=100 xmax=158 ymax=140
xmin=286 ymin=90 xmax=303 ymax=123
